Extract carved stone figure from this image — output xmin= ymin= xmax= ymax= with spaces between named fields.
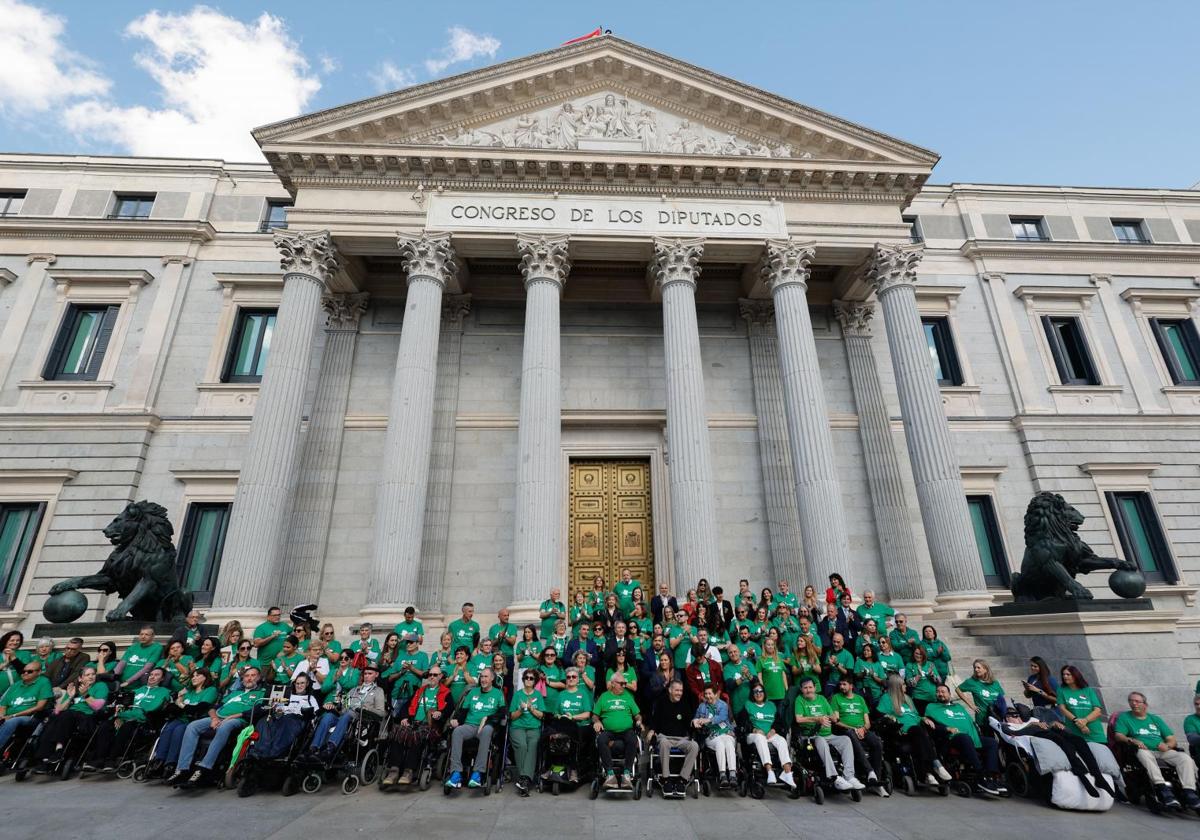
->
xmin=47 ymin=500 xmax=194 ymax=623
xmin=1009 ymin=492 xmax=1143 ymax=602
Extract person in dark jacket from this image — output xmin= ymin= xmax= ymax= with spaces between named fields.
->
xmin=602 ymin=621 xmax=635 ymax=671
xmin=651 ymin=583 xmax=679 ymax=627
xmin=45 ymin=637 xmax=90 ymax=688
xmin=564 ymin=622 xmax=600 ymax=672
xmin=645 ymin=679 xmax=697 ymax=795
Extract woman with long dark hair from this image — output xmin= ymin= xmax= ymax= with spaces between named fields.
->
xmin=825 ymin=573 xmax=851 ymax=605
xmin=195 ymin=636 xmax=223 ymax=680
xmin=148 ymin=668 xmax=217 ymax=776
xmin=876 ymin=673 xmax=947 ymax=786
xmin=1022 ymin=656 xmax=1060 ymax=717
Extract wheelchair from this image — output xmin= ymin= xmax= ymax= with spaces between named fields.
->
xmin=1114 ymin=739 xmax=1197 ymax=816
xmin=874 ymin=715 xmax=948 ymax=798
xmin=791 ymin=732 xmax=862 ymax=804
xmin=84 ymin=711 xmax=169 ymax=781
xmin=736 ymin=725 xmax=798 ymax=799
xmin=588 ymin=729 xmax=644 ymax=799
xmin=644 ymin=733 xmax=700 ymax=799
xmin=693 ymin=734 xmax=742 ymax=798
xmin=928 ymin=726 xmax=1001 ymax=799
xmin=379 ymin=720 xmax=447 ymax=793
xmin=536 ymin=721 xmax=592 ymax=795
xmin=442 ymin=719 xmax=507 ymax=796
xmin=0 ymin=714 xmax=47 ymax=782
xmin=232 ymin=713 xmax=318 ymax=798
xmin=30 ymin=711 xmax=106 ymax=782
xmin=299 ymin=708 xmax=386 ymax=795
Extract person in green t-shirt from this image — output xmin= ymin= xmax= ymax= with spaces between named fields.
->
xmin=955 ymin=660 xmax=1006 ymax=728
xmin=468 ymin=638 xmax=496 ymax=681
xmin=1115 ymin=691 xmax=1200 ymax=809
xmin=445 ymin=668 xmax=505 ymax=789
xmin=84 ymin=666 xmax=172 ymax=771
xmin=855 ymin=591 xmax=894 ymax=630
xmin=593 ymin=673 xmax=642 ymax=789
xmin=488 ymin=608 xmax=518 ymax=659
xmin=1055 ymin=665 xmax=1107 ymax=744
xmin=876 ymin=635 xmax=904 ymax=678
xmin=569 ymin=592 xmax=590 ymax=639
xmin=156 ymin=640 xmax=194 ymax=693
xmin=448 ymin=603 xmax=481 ymax=655
xmin=384 ymin=636 xmax=429 ymax=708
xmin=252 ymin=607 xmax=288 ymax=664
xmin=392 ymin=607 xmax=425 ymax=647
xmin=1184 ymin=694 xmax=1200 ymax=761
xmin=267 ymin=635 xmax=303 ymax=686
xmin=509 ymin=669 xmax=546 ymax=794
xmin=770 ymin=580 xmax=800 ymax=618
xmin=924 ymin=684 xmax=1005 ymax=796
xmin=744 ymin=684 xmax=795 ymax=788
xmin=668 ymin=611 xmax=697 ymax=671
xmin=888 ymin=614 xmax=919 ymax=664
xmin=118 ymin=626 xmax=165 ymax=687
xmin=793 ymin=677 xmax=860 ymax=791
xmin=757 ymin=638 xmax=789 ymax=709
xmin=830 ymin=676 xmax=885 ymax=793
xmin=919 ymin=626 xmax=952 ymax=680
xmin=854 ymin=645 xmax=888 ymax=708
xmin=876 ymin=673 xmax=946 ymax=787
xmin=724 ymin=646 xmax=757 ymax=717
xmin=734 ymin=626 xmax=762 ymax=664
xmin=170 ymin=667 xmax=265 ymax=786
xmin=348 ymin=623 xmax=381 ymax=666
xmin=544 ymin=667 xmax=593 ymax=785
xmin=821 ymin=633 xmax=855 ymax=698
xmin=613 ymin=570 xmax=642 ymax=617
xmin=904 ymin=645 xmax=942 ymax=714
xmin=0 ymin=658 xmax=53 ymax=751
xmin=539 ymin=589 xmax=567 ymax=642
xmin=33 ymin=664 xmax=109 ymax=766
xmin=322 ymin=651 xmax=362 ymax=703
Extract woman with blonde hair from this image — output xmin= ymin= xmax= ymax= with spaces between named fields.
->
xmin=876 ymin=673 xmax=947 ymax=786
xmin=956 ymin=658 xmax=1006 ymax=727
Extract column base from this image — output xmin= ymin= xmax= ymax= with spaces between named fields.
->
xmin=201 ymin=608 xmax=265 ymax=631
xmin=506 ymin=601 xmax=542 ymax=625
xmin=930 ymin=591 xmax=996 ymax=618
xmin=888 ymin=598 xmax=937 ymax=621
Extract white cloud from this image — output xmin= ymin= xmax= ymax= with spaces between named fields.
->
xmin=319 ymin=53 xmax=339 ymax=74
xmin=0 ymin=0 xmax=109 ymax=112
xmin=64 ymin=6 xmax=321 ymax=161
xmin=369 ymin=60 xmax=417 ymax=93
xmin=423 ymin=26 xmax=500 ymax=76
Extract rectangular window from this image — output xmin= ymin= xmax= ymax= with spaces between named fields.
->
xmin=1041 ymin=315 xmax=1100 ymax=385
xmin=259 ymin=200 xmax=291 ymax=232
xmin=0 ymin=191 xmax=25 ymax=217
xmin=0 ymin=502 xmax=45 ymax=609
xmin=1111 ymin=219 xmax=1149 ymax=244
xmin=221 ymin=308 xmax=277 ymax=383
xmin=966 ymin=495 xmax=1010 ymax=588
xmin=921 ymin=317 xmax=964 ymax=386
xmin=176 ymin=502 xmax=231 ymax=605
xmin=108 ymin=193 xmax=155 ymax=220
xmin=42 ymin=303 xmax=120 ymax=381
xmin=903 ymin=216 xmax=922 ymax=243
xmin=1010 ymin=216 xmax=1048 ymax=242
xmin=1149 ymin=318 xmax=1200 ymax=385
xmin=1106 ymin=491 xmax=1176 ymax=583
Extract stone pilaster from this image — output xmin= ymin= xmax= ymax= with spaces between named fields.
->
xmin=738 ymin=299 xmax=806 ymax=586
xmin=651 ymin=238 xmax=719 ymax=589
xmin=280 ymin=292 xmax=369 ymax=605
xmin=213 ymin=230 xmax=338 ymax=614
xmin=364 ymin=233 xmax=457 ymax=613
xmin=865 ymin=243 xmax=988 ymax=606
xmin=833 ymin=300 xmax=928 ymax=602
xmin=512 ymin=235 xmax=570 ymax=608
xmin=417 ymin=295 xmax=472 ymax=611
xmin=760 ymin=239 xmax=849 ymax=588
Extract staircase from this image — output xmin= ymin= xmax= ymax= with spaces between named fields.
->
xmin=926 ymin=617 xmax=1032 ymax=700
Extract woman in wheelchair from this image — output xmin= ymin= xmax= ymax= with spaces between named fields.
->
xmin=33 ymin=663 xmax=108 ymax=770
xmin=381 ymin=665 xmax=448 ymax=789
xmin=83 ymin=666 xmax=171 ymax=772
xmin=924 ymin=684 xmax=1006 ymax=796
xmin=876 ymin=673 xmax=948 ymax=787
xmin=743 ymin=683 xmax=795 ymax=788
xmin=542 ymin=666 xmax=593 ymax=785
xmin=793 ymin=677 xmax=862 ymax=792
xmin=693 ymin=684 xmax=737 ymax=789
xmin=246 ymin=671 xmax=319 ymax=762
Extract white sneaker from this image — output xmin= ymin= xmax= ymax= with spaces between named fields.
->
xmin=878 ymin=785 xmax=890 ymax=798
xmin=867 ymin=771 xmax=878 ymax=783
xmin=779 ymin=771 xmax=795 ymax=789
xmin=765 ymin=769 xmax=777 ymax=785
xmin=924 ymin=773 xmax=938 ymax=786
xmin=833 ymin=776 xmax=853 ymax=791
xmin=848 ymin=777 xmax=866 ymax=790
xmin=933 ymin=763 xmax=952 ymax=782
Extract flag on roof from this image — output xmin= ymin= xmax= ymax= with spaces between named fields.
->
xmin=563 ymin=28 xmax=603 ymax=45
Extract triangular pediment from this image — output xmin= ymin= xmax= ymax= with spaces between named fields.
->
xmin=255 ymin=36 xmax=938 ymax=169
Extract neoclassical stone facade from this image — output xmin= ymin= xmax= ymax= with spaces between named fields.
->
xmin=2 ymin=36 xmax=1200 ymax=707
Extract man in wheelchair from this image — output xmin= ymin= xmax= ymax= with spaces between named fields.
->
xmin=1114 ymin=691 xmax=1200 ymax=812
xmin=593 ymin=673 xmax=642 ymax=791
xmin=646 ymin=678 xmax=698 ymax=796
xmin=445 ymin=666 xmax=505 ymax=789
xmin=793 ymin=677 xmax=862 ymax=792
xmin=924 ymin=683 xmax=1007 ymax=796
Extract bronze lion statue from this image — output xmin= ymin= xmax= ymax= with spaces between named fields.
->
xmin=1010 ymin=491 xmax=1138 ymax=602
xmin=49 ymin=500 xmax=194 ymax=622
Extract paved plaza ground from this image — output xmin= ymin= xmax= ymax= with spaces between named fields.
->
xmin=0 ymin=777 xmax=1196 ymax=840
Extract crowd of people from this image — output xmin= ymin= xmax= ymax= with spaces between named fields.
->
xmin=2 ymin=571 xmax=1200 ymax=811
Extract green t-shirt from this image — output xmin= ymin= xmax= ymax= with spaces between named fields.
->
xmin=925 ymin=701 xmax=981 ymax=748
xmin=216 ymin=686 xmax=264 ymax=718
xmin=448 ymin=619 xmax=480 ymax=653
xmin=569 ymin=605 xmax=590 ymax=638
xmin=1055 ymin=686 xmax=1106 ymax=743
xmin=393 ymin=619 xmax=425 ymax=641
xmin=176 ymin=625 xmax=204 ymax=659
xmin=734 ymin=640 xmax=762 ymax=662
xmin=876 ymin=695 xmax=921 ymax=733
xmin=771 ymin=592 xmax=799 ymax=615
xmin=156 ymin=655 xmax=194 ymax=692
xmin=612 ymin=581 xmax=641 ymax=616
xmin=487 ymin=623 xmax=518 ymax=657
xmin=446 ymin=666 xmax=470 ymax=704
xmin=556 ymin=688 xmax=593 ymax=726
xmin=1184 ymin=714 xmax=1200 ymax=738
xmin=725 ymin=658 xmax=757 ymax=715
xmin=878 ymin=651 xmax=904 ymax=676
xmin=467 ymin=653 xmax=493 ymax=680
xmin=772 ymin=616 xmax=800 ymax=657
xmin=121 ymin=642 xmax=164 ymax=680
xmin=509 ymin=690 xmax=545 ymax=730
xmin=856 ymin=601 xmax=894 ymax=627
xmin=384 ymin=651 xmax=429 ymax=698
xmin=585 ymin=590 xmax=609 ymax=615
xmin=119 ymin=684 xmax=171 ymax=722
xmin=411 ymin=684 xmax=441 ymax=723
xmin=668 ymin=625 xmax=696 ymax=670
xmin=920 ymin=640 xmax=952 ymax=678
xmin=322 ymin=666 xmax=361 ymax=697
xmin=594 ymin=691 xmax=640 ymax=733
xmin=1116 ymin=711 xmax=1173 ymax=751
xmin=539 ymin=600 xmax=566 ymax=641
xmin=253 ymin=621 xmax=287 ymax=662
xmin=269 ymin=652 xmax=302 ymax=684
xmin=958 ymin=677 xmax=1005 ymax=723
xmin=181 ymin=685 xmax=219 ymax=709
xmin=758 ymin=655 xmax=787 ymax=701
xmin=349 ymin=638 xmax=381 ymax=663
xmin=830 ymin=692 xmax=869 ymax=728
xmin=888 ymin=628 xmax=920 ymax=662
xmin=514 ymin=641 xmax=543 ymax=669
xmin=221 ymin=657 xmax=261 ymax=683
xmin=745 ymin=700 xmax=776 ymax=734
xmin=462 ymin=687 xmax=504 ymax=727
xmin=0 ymin=676 xmax=53 ymax=714
xmin=541 ymin=662 xmax=566 ymax=704
xmin=823 ymin=648 xmax=855 ymax=682
xmin=855 ymin=659 xmax=887 ymax=701
xmin=67 ymin=681 xmax=109 ymax=715
xmin=907 ymin=663 xmax=940 ymax=702
xmin=794 ymin=693 xmax=834 ymax=737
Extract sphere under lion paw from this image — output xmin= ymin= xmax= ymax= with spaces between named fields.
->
xmin=43 ymin=589 xmax=88 ymax=623
xmin=1108 ymin=568 xmax=1146 ymax=599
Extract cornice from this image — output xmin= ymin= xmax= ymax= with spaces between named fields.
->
xmin=960 ymin=238 xmax=1200 ymax=264
xmin=0 ymin=217 xmax=216 ymax=244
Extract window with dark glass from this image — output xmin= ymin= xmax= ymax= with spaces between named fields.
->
xmin=1111 ymin=219 xmax=1149 ymax=244
xmin=259 ymin=200 xmax=291 ymax=232
xmin=1149 ymin=318 xmax=1200 ymax=385
xmin=0 ymin=191 xmax=25 ymax=217
xmin=903 ymin=216 xmax=922 ymax=243
xmin=0 ymin=502 xmax=44 ymax=609
xmin=109 ymin=193 xmax=155 ymax=220
xmin=1010 ymin=216 xmax=1048 ymax=241
xmin=43 ymin=303 xmax=120 ymax=381
xmin=921 ymin=316 xmax=964 ymax=386
xmin=1106 ymin=491 xmax=1176 ymax=583
xmin=966 ymin=495 xmax=1010 ymax=588
xmin=1041 ymin=315 xmax=1099 ymax=385
xmin=221 ymin=308 xmax=277 ymax=383
xmin=176 ymin=502 xmax=231 ymax=605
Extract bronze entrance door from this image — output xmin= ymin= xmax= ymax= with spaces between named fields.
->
xmin=568 ymin=460 xmax=655 ymax=601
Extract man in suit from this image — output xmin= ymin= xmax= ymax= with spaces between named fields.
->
xmin=817 ymin=602 xmax=850 ymax=651
xmin=651 ymin=582 xmax=678 ymax=626
xmin=710 ymin=586 xmax=734 ymax=636
xmin=835 ymin=592 xmax=861 ymax=647
xmin=603 ymin=620 xmax=636 ymax=671
xmin=46 ymin=637 xmax=90 ymax=688
xmin=564 ymin=621 xmax=600 ymax=671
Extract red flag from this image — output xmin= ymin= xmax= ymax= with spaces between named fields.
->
xmin=563 ymin=28 xmax=602 ymax=45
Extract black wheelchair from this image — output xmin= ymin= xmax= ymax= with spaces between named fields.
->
xmin=298 ymin=707 xmax=386 ymax=795
xmin=588 ymin=728 xmax=644 ymax=799
xmin=791 ymin=731 xmax=862 ymax=804
xmin=645 ymin=732 xmax=701 ymax=799
xmin=536 ymin=719 xmax=592 ymax=795
xmin=442 ymin=719 xmax=507 ymax=796
xmin=875 ymin=714 xmax=948 ymax=798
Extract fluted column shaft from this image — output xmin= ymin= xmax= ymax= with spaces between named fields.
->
xmin=281 ymin=293 xmax=368 ymax=604
xmin=739 ymin=300 xmax=806 ymax=585
xmin=365 ymin=233 xmax=457 ymax=611
xmin=652 ymin=238 xmax=719 ymax=588
xmin=761 ymin=239 xmax=849 ymax=587
xmin=834 ymin=301 xmax=927 ymax=601
xmin=512 ymin=235 xmax=570 ymax=605
xmin=214 ymin=230 xmax=338 ymax=612
xmin=866 ymin=244 xmax=987 ymax=599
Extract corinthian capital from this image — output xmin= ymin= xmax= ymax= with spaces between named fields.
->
xmin=832 ymin=300 xmax=875 ymax=337
xmin=738 ymin=298 xmax=776 ymax=327
xmin=864 ymin=242 xmax=923 ymax=296
xmin=649 ymin=237 xmax=704 ymax=291
xmin=322 ymin=292 xmax=369 ymax=330
xmin=516 ymin=234 xmax=571 ymax=289
xmin=759 ymin=239 xmax=816 ymax=293
xmin=397 ymin=231 xmax=457 ymax=288
xmin=275 ymin=230 xmax=340 ymax=285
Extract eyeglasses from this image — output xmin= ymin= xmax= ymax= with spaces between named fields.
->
xmin=22 ymin=669 xmax=38 ymax=675
xmin=239 ymin=645 xmax=251 ymax=650
xmin=523 ymin=675 xmax=537 ymax=682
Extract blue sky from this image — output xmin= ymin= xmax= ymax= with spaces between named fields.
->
xmin=2 ymin=0 xmax=1197 ymax=187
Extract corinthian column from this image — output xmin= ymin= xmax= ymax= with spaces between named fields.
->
xmin=739 ymin=299 xmax=806 ymax=586
xmin=364 ymin=233 xmax=457 ymax=614
xmin=512 ymin=235 xmax=570 ymax=609
xmin=281 ymin=292 xmax=369 ymax=605
xmin=865 ymin=244 xmax=988 ymax=605
xmin=760 ymin=239 xmax=849 ymax=588
xmin=833 ymin=300 xmax=928 ymax=603
xmin=213 ymin=230 xmax=338 ymax=614
xmin=651 ymin=238 xmax=719 ymax=588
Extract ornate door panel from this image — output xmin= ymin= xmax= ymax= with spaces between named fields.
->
xmin=569 ymin=460 xmax=655 ymax=600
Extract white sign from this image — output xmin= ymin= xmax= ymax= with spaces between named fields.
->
xmin=426 ymin=193 xmax=786 ymax=239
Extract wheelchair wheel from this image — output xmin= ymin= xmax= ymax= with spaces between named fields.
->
xmin=341 ymin=776 xmax=358 ymax=795
xmin=224 ymin=760 xmax=246 ymax=791
xmin=236 ymin=773 xmax=257 ymax=798
xmin=552 ymin=781 xmax=560 ymax=796
xmin=751 ymin=780 xmax=766 ymax=799
xmin=117 ymin=761 xmax=137 ymax=780
xmin=303 ymin=772 xmax=323 ymax=794
xmin=59 ymin=757 xmax=76 ymax=780
xmin=419 ymin=765 xmax=433 ymax=791
xmin=1004 ymin=762 xmax=1030 ymax=798
xmin=282 ymin=774 xmax=299 ymax=797
xmin=690 ymin=779 xmax=699 ymax=799
xmin=358 ymin=747 xmax=379 ymax=785
xmin=936 ymin=781 xmax=949 ymax=797
xmin=881 ymin=764 xmax=894 ymax=796
xmin=850 ymin=786 xmax=863 ymax=802
xmin=812 ymin=783 xmax=825 ymax=805
xmin=633 ymin=778 xmax=642 ymax=800
xmin=952 ymin=780 xmax=971 ymax=798
xmin=132 ymin=765 xmax=148 ymax=783
xmin=701 ymin=778 xmax=712 ymax=797
xmin=902 ymin=775 xmax=916 ymax=796
xmin=588 ymin=778 xmax=599 ymax=800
